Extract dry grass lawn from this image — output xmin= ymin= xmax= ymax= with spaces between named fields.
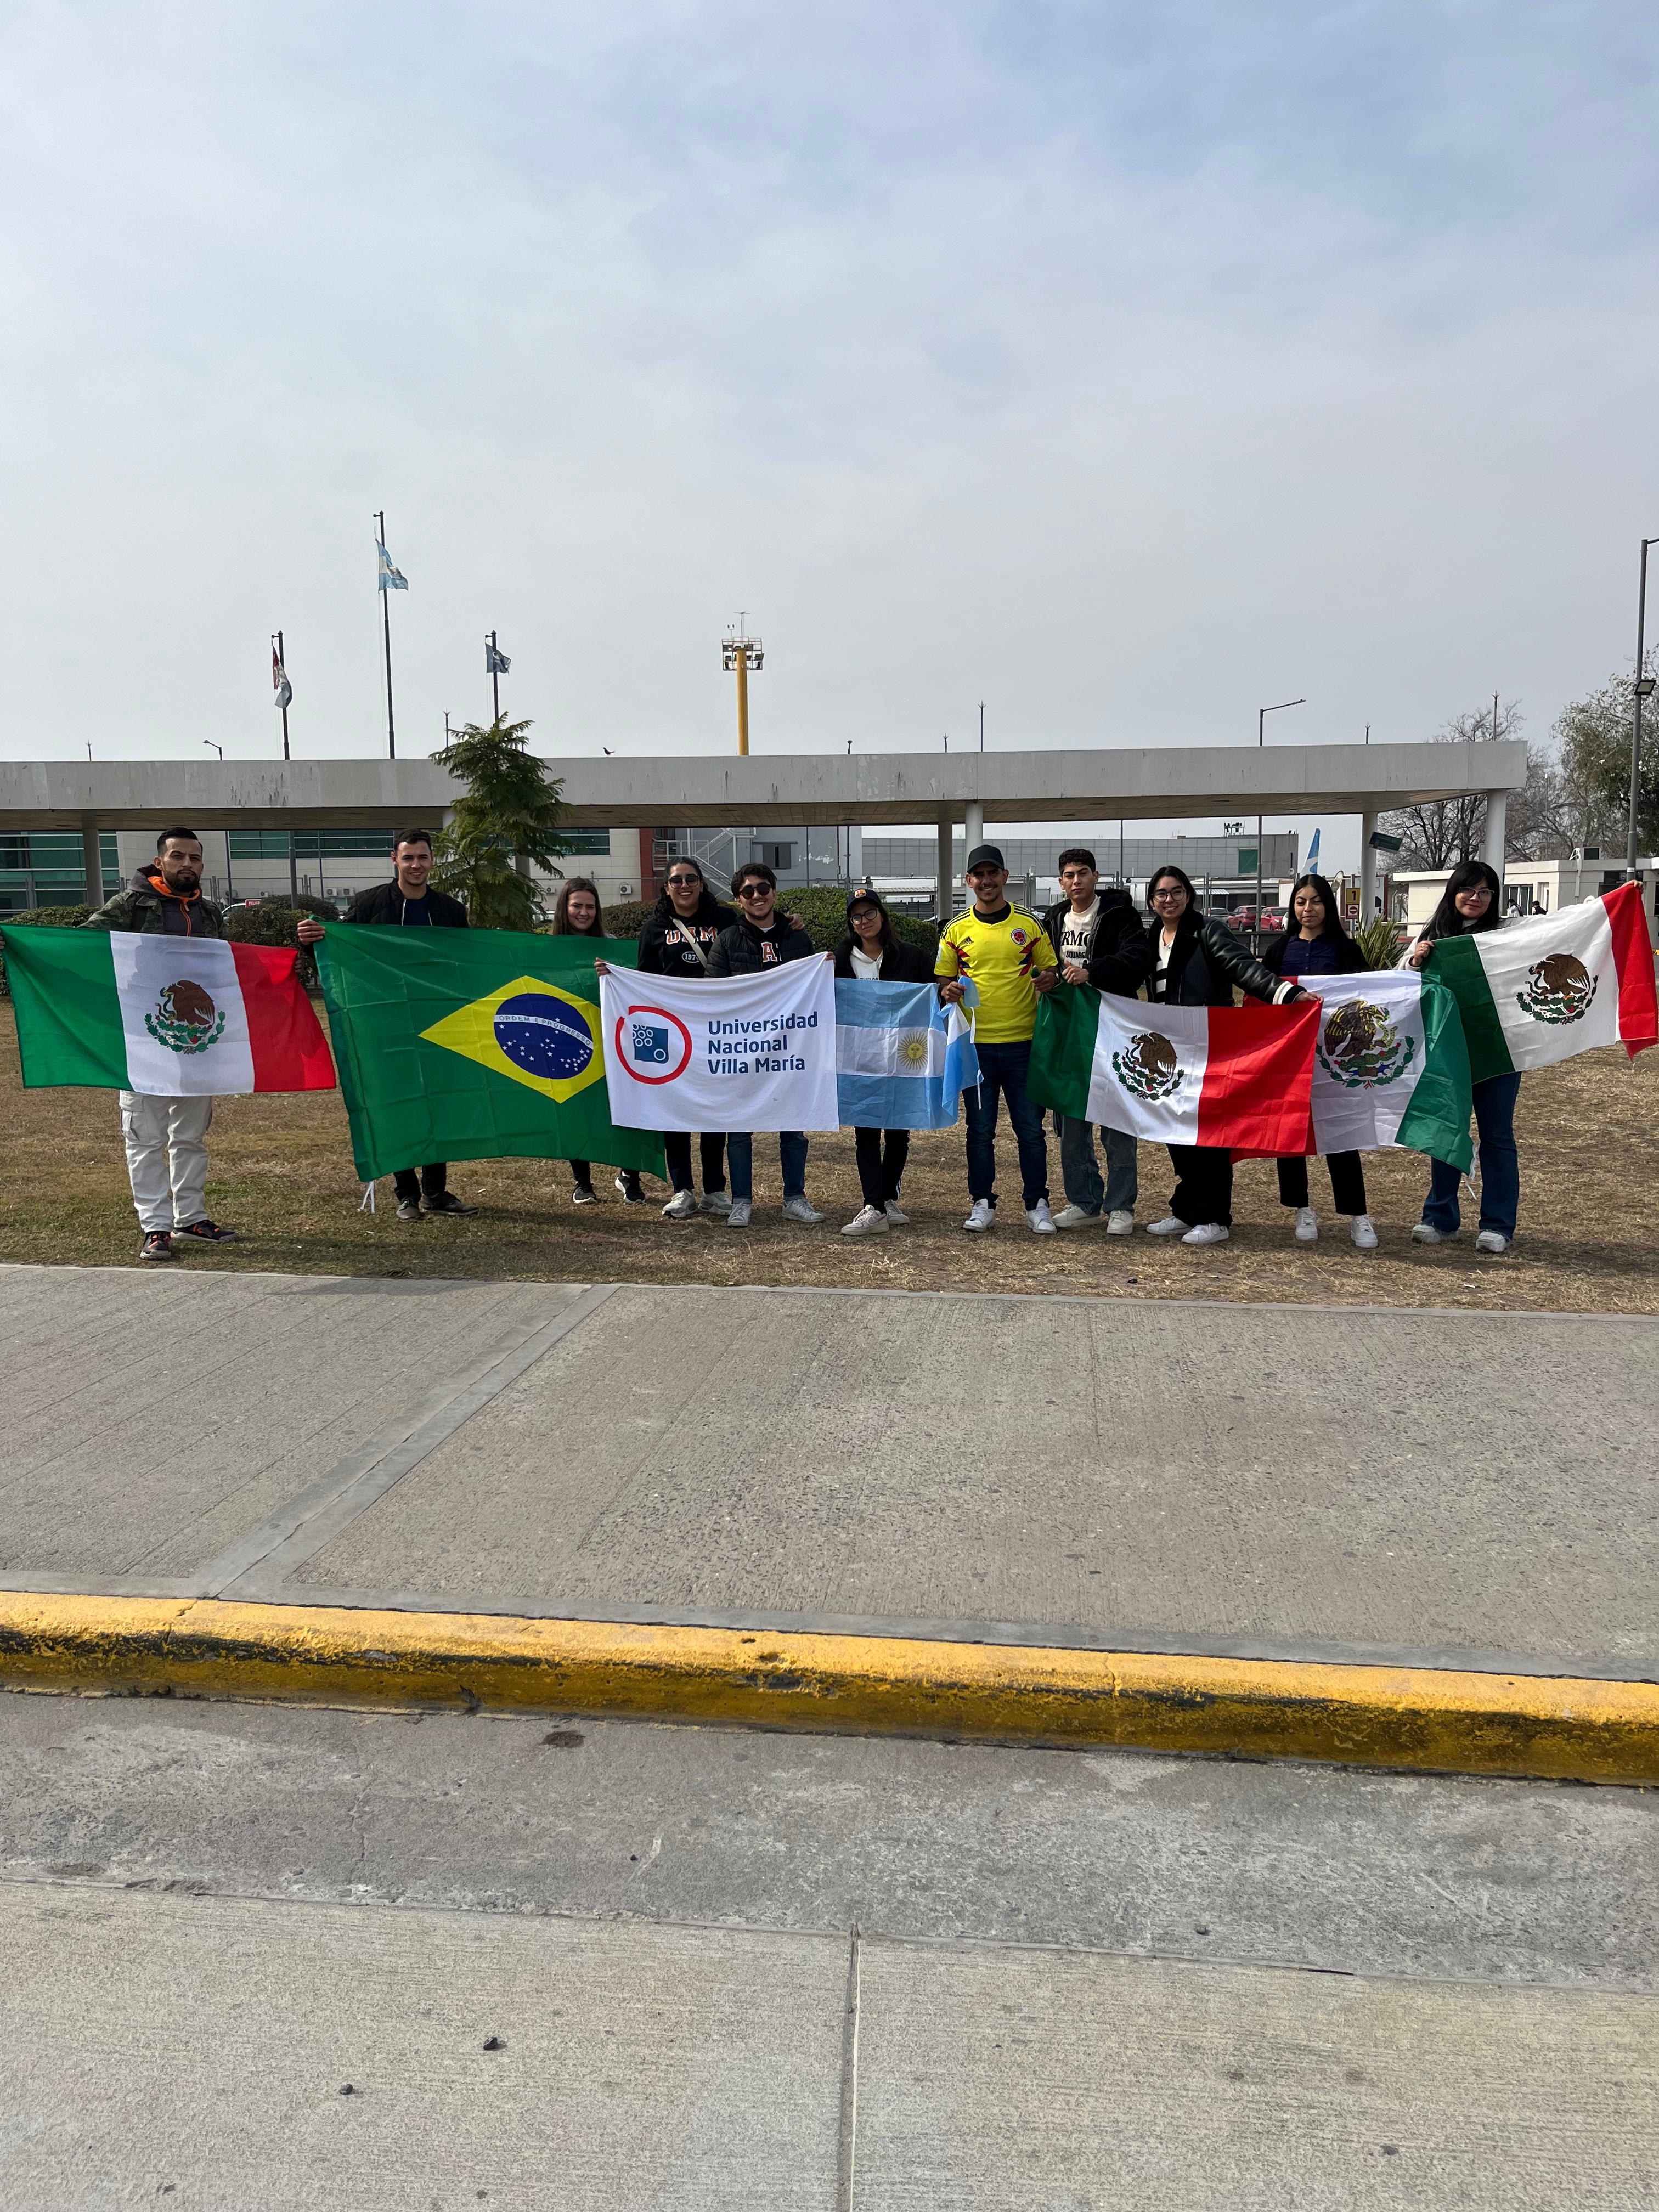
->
xmin=1 ymin=1005 xmax=1654 ymax=1311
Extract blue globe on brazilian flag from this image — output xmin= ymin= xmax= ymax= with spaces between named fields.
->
xmin=315 ymin=928 xmax=664 ymax=1183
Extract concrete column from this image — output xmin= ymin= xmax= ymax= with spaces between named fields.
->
xmin=80 ymin=817 xmax=104 ymax=907
xmin=1359 ymin=810 xmax=1377 ymax=922
xmin=964 ymin=800 xmax=984 ymax=857
xmin=1481 ymin=790 xmax=1508 ymax=876
xmin=936 ymin=811 xmax=955 ymax=923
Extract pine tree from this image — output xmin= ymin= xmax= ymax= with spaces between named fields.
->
xmin=428 ymin=718 xmax=571 ymax=929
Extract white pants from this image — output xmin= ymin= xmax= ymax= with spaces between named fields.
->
xmin=120 ymin=1092 xmax=215 ymax=1233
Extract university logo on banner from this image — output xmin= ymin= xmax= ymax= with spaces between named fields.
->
xmin=599 ymin=960 xmax=840 ymax=1132
xmin=421 ymin=975 xmax=605 ymax=1102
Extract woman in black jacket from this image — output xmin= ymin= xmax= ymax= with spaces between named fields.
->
xmin=635 ymin=858 xmax=736 ymax=1220
xmin=1143 ymin=865 xmax=1306 ymax=1247
xmin=549 ymin=879 xmax=646 ymax=1209
xmin=832 ymin=889 xmax=936 ymax=1238
xmin=1260 ymin=873 xmax=1376 ymax=1248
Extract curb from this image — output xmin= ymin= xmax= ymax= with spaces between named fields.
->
xmin=1 ymin=1593 xmax=1655 ymax=1786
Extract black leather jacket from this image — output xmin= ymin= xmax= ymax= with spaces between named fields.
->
xmin=1146 ymin=914 xmax=1296 ymax=1007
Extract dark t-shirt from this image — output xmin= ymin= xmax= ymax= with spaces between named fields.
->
xmin=1279 ymin=934 xmax=1343 ymax=975
xmin=397 ymin=894 xmax=431 ymax=925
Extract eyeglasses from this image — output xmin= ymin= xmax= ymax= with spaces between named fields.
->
xmin=1151 ymin=887 xmax=1185 ymax=901
xmin=737 ymin=882 xmax=772 ymax=898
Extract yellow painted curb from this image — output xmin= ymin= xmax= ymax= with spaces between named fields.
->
xmin=1 ymin=1592 xmax=1654 ymax=1785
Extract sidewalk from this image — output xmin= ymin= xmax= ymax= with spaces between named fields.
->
xmin=2 ymin=1264 xmax=1655 ymax=1777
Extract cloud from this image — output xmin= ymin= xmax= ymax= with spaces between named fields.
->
xmin=1 ymin=0 xmax=1655 ymax=799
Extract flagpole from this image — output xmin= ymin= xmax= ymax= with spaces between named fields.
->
xmin=273 ymin=629 xmax=299 ymax=902
xmin=377 ymin=510 xmax=396 ymax=761
xmin=490 ymin=631 xmax=500 ymax=724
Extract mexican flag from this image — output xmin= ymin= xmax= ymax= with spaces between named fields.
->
xmin=317 ymin=924 xmax=665 ymax=1183
xmin=1030 ymin=986 xmax=1319 ymax=1152
xmin=0 ymin=926 xmax=334 ymax=1094
xmin=1424 ymin=882 xmax=1658 ymax=1085
xmin=1299 ymin=970 xmax=1474 ymax=1172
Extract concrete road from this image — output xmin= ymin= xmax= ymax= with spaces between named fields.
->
xmin=2 ymin=1694 xmax=1655 ymax=2209
xmin=2 ymin=1265 xmax=1655 ymax=1677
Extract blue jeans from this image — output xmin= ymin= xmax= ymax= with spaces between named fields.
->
xmin=727 ymin=1131 xmax=808 ymax=1203
xmin=962 ymin=1039 xmax=1049 ymax=1210
xmin=1056 ymin=1115 xmax=1138 ymax=1215
xmin=1423 ymin=1071 xmax=1521 ymax=1239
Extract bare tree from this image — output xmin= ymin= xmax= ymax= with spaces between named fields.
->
xmin=1553 ymin=659 xmax=1658 ymax=855
xmin=1376 ymin=704 xmax=1523 ymax=867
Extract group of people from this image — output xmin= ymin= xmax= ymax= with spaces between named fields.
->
xmin=83 ymin=827 xmax=1524 ymax=1260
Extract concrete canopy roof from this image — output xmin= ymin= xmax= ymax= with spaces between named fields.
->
xmin=0 ymin=741 xmax=1526 ymax=833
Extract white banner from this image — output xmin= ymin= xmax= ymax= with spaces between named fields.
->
xmin=599 ymin=958 xmax=840 ymax=1132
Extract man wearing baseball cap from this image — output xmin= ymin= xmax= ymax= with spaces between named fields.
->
xmin=935 ymin=844 xmax=1060 ymax=1233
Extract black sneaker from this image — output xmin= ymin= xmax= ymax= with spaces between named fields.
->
xmin=175 ymin=1219 xmax=238 ymax=1243
xmin=615 ymin=1173 xmax=646 ymax=1206
xmin=140 ymin=1230 xmax=173 ymax=1262
xmin=421 ymin=1191 xmax=476 ymax=1216
xmin=396 ymin=1197 xmax=424 ymax=1222
xmin=571 ymin=1183 xmax=600 ymax=1206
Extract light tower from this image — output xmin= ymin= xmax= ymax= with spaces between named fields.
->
xmin=722 ymin=614 xmax=763 ymax=755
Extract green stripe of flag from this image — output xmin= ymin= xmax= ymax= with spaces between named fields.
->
xmin=0 ymin=924 xmax=127 ymax=1086
xmin=1393 ymin=975 xmax=1474 ymax=1173
xmin=1027 ymin=983 xmax=1099 ymax=1120
xmin=1426 ymin=933 xmax=1516 ymax=1084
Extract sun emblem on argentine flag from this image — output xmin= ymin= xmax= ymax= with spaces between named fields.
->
xmin=900 ymin=1032 xmax=929 ymax=1066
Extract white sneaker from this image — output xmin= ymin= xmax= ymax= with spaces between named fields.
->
xmin=1146 ymin=1215 xmax=1190 ymax=1237
xmin=1105 ymin=1210 xmax=1135 ymax=1236
xmin=1411 ymin=1221 xmax=1455 ymax=1244
xmin=1351 ymin=1215 xmax=1378 ymax=1250
xmin=1051 ymin=1204 xmax=1102 ymax=1229
xmin=781 ymin=1195 xmax=824 ymax=1224
xmin=661 ymin=1189 xmax=696 ymax=1221
xmin=699 ymin=1189 xmax=732 ymax=1216
xmin=883 ymin=1200 xmax=909 ymax=1226
xmin=726 ymin=1198 xmax=752 ymax=1227
xmin=1026 ymin=1200 xmax=1058 ymax=1235
xmin=1474 ymin=1229 xmax=1509 ymax=1254
xmin=842 ymin=1204 xmax=889 ymax=1238
xmin=963 ymin=1199 xmax=995 ymax=1233
xmin=1294 ymin=1206 xmax=1318 ymax=1244
xmin=1181 ymin=1222 xmax=1231 ymax=1246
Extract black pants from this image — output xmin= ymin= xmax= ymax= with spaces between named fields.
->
xmin=569 ymin=1160 xmax=641 ymax=1190
xmin=854 ymin=1126 xmax=910 ymax=1209
xmin=1167 ymin=1145 xmax=1232 ymax=1229
xmin=393 ymin=1163 xmax=447 ymax=1203
xmin=1277 ymin=1152 xmax=1367 ymax=1216
xmin=664 ymin=1131 xmax=726 ymax=1195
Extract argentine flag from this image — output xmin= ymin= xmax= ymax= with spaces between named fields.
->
xmin=834 ymin=979 xmax=979 ymax=1130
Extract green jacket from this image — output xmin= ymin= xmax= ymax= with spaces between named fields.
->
xmin=82 ymin=871 xmax=231 ymax=939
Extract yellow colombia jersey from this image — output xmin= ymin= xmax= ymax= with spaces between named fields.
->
xmin=934 ymin=905 xmax=1058 ymax=1043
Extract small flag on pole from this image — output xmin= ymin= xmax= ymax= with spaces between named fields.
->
xmin=1305 ymin=827 xmax=1321 ymax=870
xmin=272 ymin=643 xmax=292 ymax=710
xmin=376 ymin=539 xmax=408 ymax=591
xmin=485 ymin=636 xmax=511 ymax=675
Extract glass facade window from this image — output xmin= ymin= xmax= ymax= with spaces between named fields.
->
xmin=0 ymin=832 xmax=98 ymax=915
xmin=228 ymin=829 xmax=403 ymax=860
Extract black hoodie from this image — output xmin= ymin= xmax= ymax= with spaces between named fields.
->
xmin=637 ymin=889 xmax=740 ymax=977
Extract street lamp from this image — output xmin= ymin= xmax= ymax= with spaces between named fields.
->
xmin=202 ymin=741 xmax=224 ymax=760
xmin=1627 ymin=538 xmax=1657 ymax=878
xmin=722 ymin=615 xmax=763 ymax=756
xmin=1255 ymin=698 xmax=1306 ymax=947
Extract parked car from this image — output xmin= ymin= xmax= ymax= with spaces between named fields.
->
xmin=1226 ymin=905 xmax=1257 ymax=930
xmin=1259 ymin=905 xmax=1288 ymax=933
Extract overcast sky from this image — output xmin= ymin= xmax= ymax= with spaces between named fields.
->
xmin=2 ymin=2 xmax=1655 ymax=856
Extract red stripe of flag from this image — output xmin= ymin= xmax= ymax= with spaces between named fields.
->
xmin=230 ymin=943 xmax=337 ymax=1091
xmin=1195 ymin=997 xmax=1320 ymax=1155
xmin=1602 ymin=881 xmax=1658 ymax=1059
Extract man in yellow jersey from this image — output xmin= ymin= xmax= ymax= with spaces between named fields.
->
xmin=936 ymin=844 xmax=1060 ymax=1233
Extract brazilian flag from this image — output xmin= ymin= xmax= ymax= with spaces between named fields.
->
xmin=317 ymin=926 xmax=665 ymax=1182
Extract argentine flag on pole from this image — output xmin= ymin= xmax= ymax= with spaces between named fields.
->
xmin=834 ymin=979 xmax=979 ymax=1130
xmin=376 ymin=539 xmax=408 ymax=590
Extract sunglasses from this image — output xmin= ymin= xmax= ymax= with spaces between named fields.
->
xmin=665 ymin=875 xmax=701 ymax=888
xmin=737 ymin=882 xmax=773 ymax=897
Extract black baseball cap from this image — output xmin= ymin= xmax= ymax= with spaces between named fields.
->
xmin=965 ymin=844 xmax=1005 ymax=872
xmin=846 ymin=887 xmax=887 ymax=917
